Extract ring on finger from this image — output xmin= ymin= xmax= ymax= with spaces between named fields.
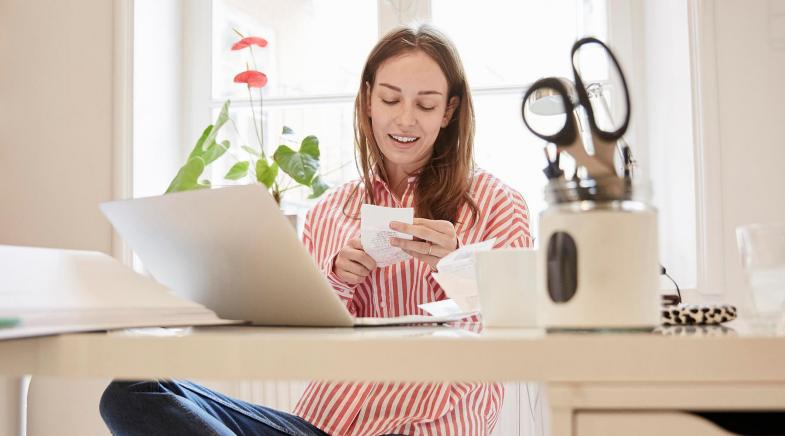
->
xmin=426 ymin=242 xmax=433 ymax=256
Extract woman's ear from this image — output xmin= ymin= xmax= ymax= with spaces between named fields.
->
xmin=441 ymin=96 xmax=460 ymax=128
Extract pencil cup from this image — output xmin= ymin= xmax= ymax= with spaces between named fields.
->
xmin=538 ymin=176 xmax=660 ymax=329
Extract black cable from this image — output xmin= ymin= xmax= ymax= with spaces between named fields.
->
xmin=660 ymin=264 xmax=682 ymax=303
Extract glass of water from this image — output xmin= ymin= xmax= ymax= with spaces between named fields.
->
xmin=737 ymin=223 xmax=785 ymax=325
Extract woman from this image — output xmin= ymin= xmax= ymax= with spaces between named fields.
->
xmin=100 ymin=24 xmax=531 ymax=436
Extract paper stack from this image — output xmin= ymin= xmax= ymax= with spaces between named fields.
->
xmin=430 ymin=239 xmax=497 ymax=312
xmin=0 ymin=245 xmax=232 ymax=340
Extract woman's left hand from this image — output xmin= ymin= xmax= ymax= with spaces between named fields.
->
xmin=389 ymin=218 xmax=458 ymax=270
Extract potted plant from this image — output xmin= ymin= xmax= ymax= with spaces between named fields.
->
xmin=165 ymin=32 xmax=329 ymax=206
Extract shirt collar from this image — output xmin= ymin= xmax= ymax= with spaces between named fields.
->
xmin=370 ymin=167 xmax=418 ymax=188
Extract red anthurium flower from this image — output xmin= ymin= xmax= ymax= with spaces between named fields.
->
xmin=234 ymin=70 xmax=268 ymax=88
xmin=231 ymin=36 xmax=268 ymax=50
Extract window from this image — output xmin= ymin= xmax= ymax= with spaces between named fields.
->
xmin=430 ymin=0 xmax=607 ymax=235
xmin=207 ymin=0 xmax=379 ymax=206
xmin=166 ymin=0 xmax=697 ymax=292
xmin=206 ymin=0 xmax=607 ymax=232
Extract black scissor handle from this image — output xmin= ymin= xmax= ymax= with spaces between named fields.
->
xmin=570 ymin=37 xmax=631 ymax=142
xmin=521 ymin=77 xmax=578 ymax=146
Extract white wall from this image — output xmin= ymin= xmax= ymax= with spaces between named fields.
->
xmin=712 ymin=0 xmax=785 ymax=306
xmin=0 ymin=0 xmax=115 ymax=253
xmin=0 ymin=1 xmax=116 ymax=435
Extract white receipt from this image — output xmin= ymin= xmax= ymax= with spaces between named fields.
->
xmin=431 ymin=239 xmax=496 ymax=312
xmin=361 ymin=204 xmax=414 ymax=267
xmin=418 ymin=299 xmax=466 ymax=317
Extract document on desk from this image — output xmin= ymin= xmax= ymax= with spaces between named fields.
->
xmin=431 ymin=239 xmax=496 ymax=312
xmin=361 ymin=204 xmax=414 ymax=267
xmin=0 ymin=245 xmax=234 ymax=340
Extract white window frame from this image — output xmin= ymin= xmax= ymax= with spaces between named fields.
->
xmin=113 ymin=0 xmax=134 ymax=264
xmin=687 ymin=0 xmax=725 ymax=296
xmin=607 ymin=0 xmax=713 ymax=296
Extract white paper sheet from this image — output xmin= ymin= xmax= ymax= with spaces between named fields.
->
xmin=350 ymin=299 xmax=476 ymax=325
xmin=417 ymin=299 xmax=466 ymax=317
xmin=431 ymin=239 xmax=496 ymax=312
xmin=360 ymin=204 xmax=414 ymax=267
xmin=0 ymin=245 xmax=230 ymax=340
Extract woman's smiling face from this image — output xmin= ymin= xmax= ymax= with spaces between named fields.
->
xmin=368 ymin=50 xmax=457 ymax=178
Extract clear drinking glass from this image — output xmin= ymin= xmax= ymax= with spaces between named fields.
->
xmin=736 ymin=223 xmax=785 ymax=325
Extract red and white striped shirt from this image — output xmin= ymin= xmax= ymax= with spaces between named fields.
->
xmin=294 ymin=170 xmax=532 ymax=436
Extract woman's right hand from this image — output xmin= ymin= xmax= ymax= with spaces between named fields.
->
xmin=333 ymin=237 xmax=377 ymax=285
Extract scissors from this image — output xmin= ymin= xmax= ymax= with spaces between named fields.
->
xmin=521 ymin=37 xmax=631 ymax=178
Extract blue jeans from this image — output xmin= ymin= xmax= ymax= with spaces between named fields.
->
xmin=99 ymin=379 xmax=329 ymax=436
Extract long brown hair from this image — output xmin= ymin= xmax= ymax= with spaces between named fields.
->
xmin=346 ymin=24 xmax=478 ymax=226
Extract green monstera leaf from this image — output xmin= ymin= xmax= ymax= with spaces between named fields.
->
xmin=165 ymin=156 xmax=208 ymax=193
xmin=202 ymin=140 xmax=230 ymax=166
xmin=199 ymin=100 xmax=230 ymax=155
xmin=273 ymin=144 xmax=319 ymax=185
xmin=299 ymin=135 xmax=320 ymax=160
xmin=167 ymin=101 xmax=233 ymax=194
xmin=224 ymin=161 xmax=250 ymax=180
xmin=308 ymin=175 xmax=330 ymax=199
xmin=188 ymin=125 xmax=213 ymax=161
xmin=186 ymin=101 xmax=231 ymax=161
xmin=256 ymin=158 xmax=279 ymax=188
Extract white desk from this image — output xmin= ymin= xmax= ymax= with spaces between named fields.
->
xmin=2 ymin=322 xmax=785 ymax=435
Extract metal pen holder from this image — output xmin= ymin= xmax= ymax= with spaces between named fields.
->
xmin=544 ymin=175 xmax=651 ymax=204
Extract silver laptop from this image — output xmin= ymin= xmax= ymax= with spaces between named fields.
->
xmin=100 ymin=185 xmax=470 ymax=327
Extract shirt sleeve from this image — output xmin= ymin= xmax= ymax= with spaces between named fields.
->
xmin=483 ymin=187 xmax=534 ymax=249
xmin=301 ymin=208 xmax=362 ymax=315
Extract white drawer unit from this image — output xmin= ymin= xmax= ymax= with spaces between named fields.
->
xmin=549 ymin=382 xmax=785 ymax=436
xmin=576 ymin=411 xmax=733 ymax=436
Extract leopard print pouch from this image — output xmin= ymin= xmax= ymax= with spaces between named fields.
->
xmin=661 ymin=303 xmax=738 ymax=326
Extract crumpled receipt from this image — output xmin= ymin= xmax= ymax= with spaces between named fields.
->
xmin=431 ymin=238 xmax=496 ymax=312
xmin=361 ymin=204 xmax=414 ymax=267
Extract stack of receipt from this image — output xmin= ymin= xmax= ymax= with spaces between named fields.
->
xmin=431 ymin=239 xmax=496 ymax=312
xmin=358 ymin=203 xmax=496 ymax=317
